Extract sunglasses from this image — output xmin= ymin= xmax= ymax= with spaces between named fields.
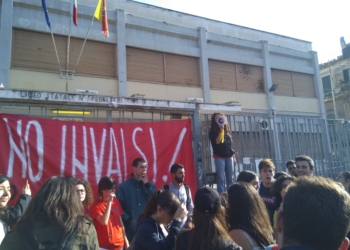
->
xmin=77 ymin=189 xmax=85 ymax=193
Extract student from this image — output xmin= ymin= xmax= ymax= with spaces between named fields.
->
xmin=75 ymin=178 xmax=94 ymax=214
xmin=176 ymin=187 xmax=241 ymax=250
xmin=117 ymin=158 xmax=156 ymax=241
xmin=0 ymin=176 xmax=98 ymax=249
xmin=237 ymin=170 xmax=260 ymax=191
xmin=228 ymin=182 xmax=274 ymax=250
xmin=133 ymin=190 xmax=187 ymax=250
xmin=258 ymin=159 xmax=280 ymax=226
xmin=163 ymin=163 xmax=194 ymax=228
xmin=209 ymin=112 xmax=237 ymax=193
xmin=285 ymin=161 xmax=297 ymax=177
xmin=90 ymin=176 xmax=128 ymax=250
xmin=270 ymin=174 xmax=295 ymax=235
xmin=294 ymin=155 xmax=315 ymax=177
xmin=276 ymin=176 xmax=350 ymax=250
xmin=0 ymin=175 xmax=31 ymax=244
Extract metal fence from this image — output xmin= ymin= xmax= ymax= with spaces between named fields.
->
xmin=201 ymin=114 xmax=350 ymax=183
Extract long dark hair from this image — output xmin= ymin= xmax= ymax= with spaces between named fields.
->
xmin=237 ymin=170 xmax=258 ymax=183
xmin=137 ymin=190 xmax=180 ymax=222
xmin=209 ymin=112 xmax=231 ymax=134
xmin=339 ymin=171 xmax=350 ymax=194
xmin=228 ymin=182 xmax=274 ymax=246
xmin=17 ymin=176 xmax=88 ymax=235
xmin=75 ymin=179 xmax=94 ymax=208
xmin=188 ymin=206 xmax=232 ymax=250
xmin=0 ymin=175 xmax=10 ymax=219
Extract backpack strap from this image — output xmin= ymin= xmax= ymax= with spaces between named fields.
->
xmin=163 ymin=185 xmax=169 ymax=190
xmin=16 ymin=221 xmax=39 ymax=250
xmin=184 ymin=184 xmax=191 ymax=211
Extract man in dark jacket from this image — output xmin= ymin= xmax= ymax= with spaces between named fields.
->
xmin=116 ymin=158 xmax=156 ymax=241
xmin=276 ymin=176 xmax=350 ymax=250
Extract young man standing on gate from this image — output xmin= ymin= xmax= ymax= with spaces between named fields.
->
xmin=116 ymin=158 xmax=156 ymax=242
xmin=163 ymin=163 xmax=194 ymax=228
xmin=258 ymin=158 xmax=280 ymax=227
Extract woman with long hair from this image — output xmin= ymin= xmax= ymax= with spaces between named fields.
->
xmin=209 ymin=112 xmax=236 ymax=193
xmin=90 ymin=176 xmax=128 ymax=250
xmin=228 ymin=182 xmax=274 ymax=250
xmin=0 ymin=175 xmax=31 ymax=244
xmin=176 ymin=187 xmax=241 ymax=250
xmin=133 ymin=190 xmax=187 ymax=250
xmin=0 ymin=176 xmax=98 ymax=249
xmin=338 ymin=171 xmax=350 ymax=194
xmin=236 ymin=170 xmax=260 ymax=191
xmin=270 ymin=174 xmax=295 ymax=233
xmin=75 ymin=178 xmax=94 ymax=214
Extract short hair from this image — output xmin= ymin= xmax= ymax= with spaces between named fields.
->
xmin=258 ymin=158 xmax=275 ymax=172
xmin=236 ymin=170 xmax=258 ymax=183
xmin=274 ymin=171 xmax=288 ymax=180
xmin=283 ymin=176 xmax=350 ymax=250
xmin=0 ymin=175 xmax=9 ymax=185
xmin=132 ymin=158 xmax=146 ymax=167
xmin=170 ymin=163 xmax=184 ymax=174
xmin=97 ymin=177 xmax=116 ymax=197
xmin=285 ymin=160 xmax=295 ymax=167
xmin=295 ymin=155 xmax=314 ymax=170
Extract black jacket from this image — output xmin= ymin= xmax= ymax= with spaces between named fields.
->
xmin=0 ymin=194 xmax=31 ymax=226
xmin=176 ymin=230 xmax=242 ymax=250
xmin=209 ymin=131 xmax=234 ymax=157
xmin=134 ymin=217 xmax=182 ymax=250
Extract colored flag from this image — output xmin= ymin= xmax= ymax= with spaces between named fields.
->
xmin=41 ymin=0 xmax=51 ymax=28
xmin=94 ymin=0 xmax=109 ymax=37
xmin=72 ymin=0 xmax=78 ymax=26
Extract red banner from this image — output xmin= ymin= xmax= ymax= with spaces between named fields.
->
xmin=0 ymin=114 xmax=197 ymax=204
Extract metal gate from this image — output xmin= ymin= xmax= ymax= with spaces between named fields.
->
xmin=201 ymin=114 xmax=350 ymax=183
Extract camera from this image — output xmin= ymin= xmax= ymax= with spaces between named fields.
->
xmin=216 ymin=115 xmax=227 ymax=127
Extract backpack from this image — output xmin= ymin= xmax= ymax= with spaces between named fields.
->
xmin=163 ymin=184 xmax=191 ymax=211
xmin=16 ymin=221 xmax=77 ymax=250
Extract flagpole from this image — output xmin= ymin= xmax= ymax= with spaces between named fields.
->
xmin=73 ymin=14 xmax=95 ymax=72
xmin=50 ymin=29 xmax=62 ymax=71
xmin=67 ymin=0 xmax=73 ymax=76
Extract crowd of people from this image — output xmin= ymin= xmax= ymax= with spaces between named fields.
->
xmin=0 ymin=112 xmax=349 ymax=250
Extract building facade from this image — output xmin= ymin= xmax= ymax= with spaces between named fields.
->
xmin=320 ymin=38 xmax=350 ymax=120
xmin=1 ymin=0 xmax=340 ymax=182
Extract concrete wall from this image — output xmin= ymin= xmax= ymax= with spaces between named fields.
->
xmin=10 ymin=69 xmax=118 ymax=95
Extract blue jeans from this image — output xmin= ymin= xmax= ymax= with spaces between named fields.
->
xmin=214 ymin=157 xmax=233 ymax=193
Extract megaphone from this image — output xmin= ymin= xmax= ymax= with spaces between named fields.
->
xmin=216 ymin=115 xmax=227 ymax=127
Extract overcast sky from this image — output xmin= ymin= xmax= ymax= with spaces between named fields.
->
xmin=134 ymin=0 xmax=350 ymax=64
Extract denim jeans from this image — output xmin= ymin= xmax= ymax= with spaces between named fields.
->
xmin=214 ymin=157 xmax=233 ymax=193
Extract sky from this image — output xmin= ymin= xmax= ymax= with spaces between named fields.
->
xmin=133 ymin=0 xmax=350 ymax=64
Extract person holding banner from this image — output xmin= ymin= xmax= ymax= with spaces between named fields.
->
xmin=0 ymin=175 xmax=31 ymax=244
xmin=117 ymin=158 xmax=156 ymax=242
xmin=209 ymin=113 xmax=237 ymax=193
